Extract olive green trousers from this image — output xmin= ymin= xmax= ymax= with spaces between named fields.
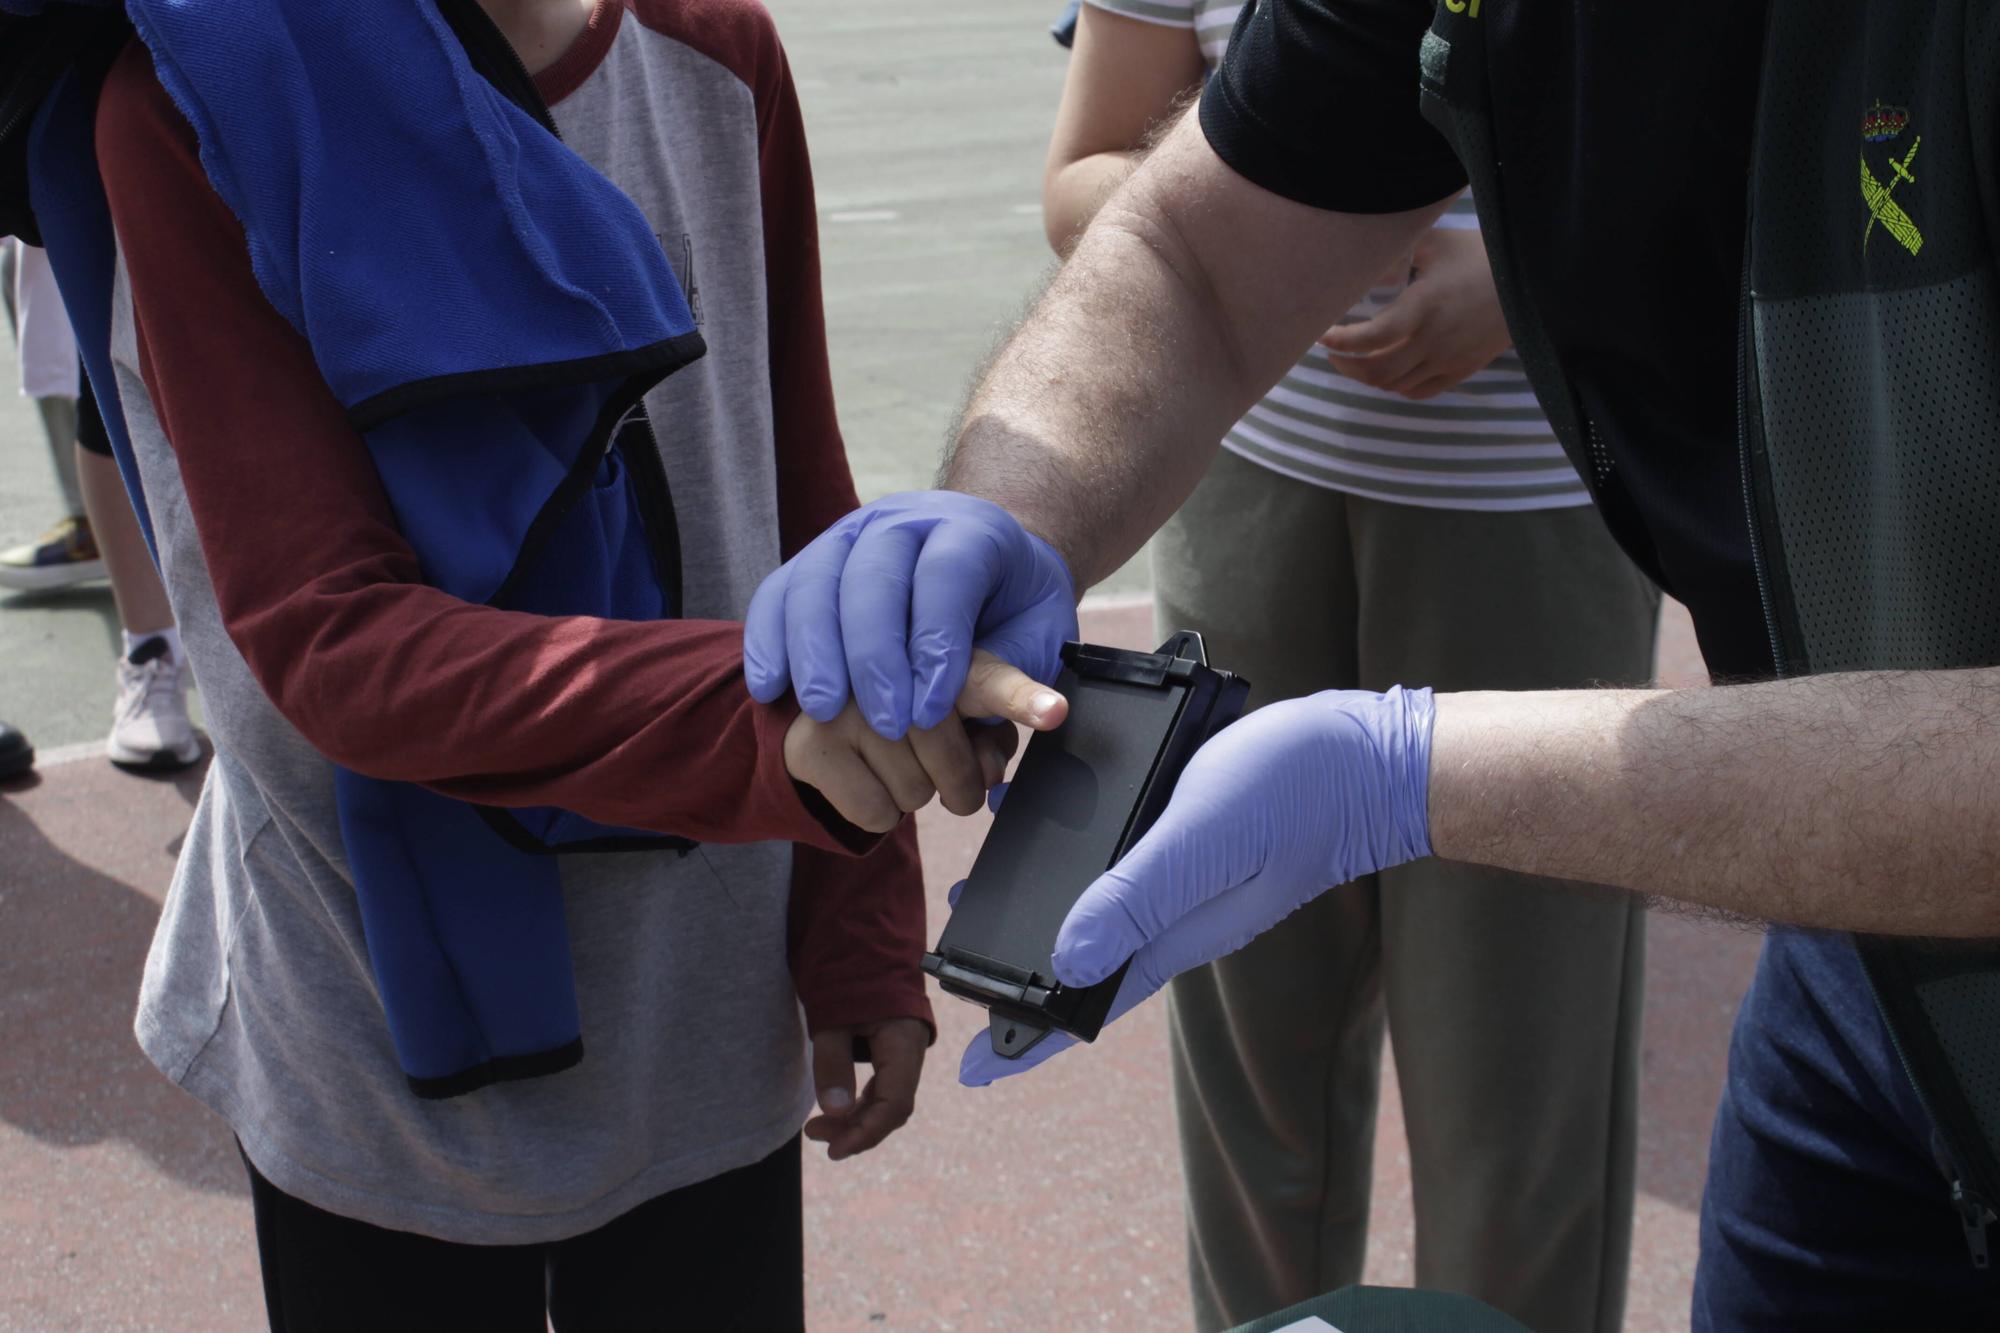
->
xmin=1154 ymin=448 xmax=1661 ymax=1333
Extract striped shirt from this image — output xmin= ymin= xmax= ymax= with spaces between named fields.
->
xmin=1084 ymin=0 xmax=1590 ymax=510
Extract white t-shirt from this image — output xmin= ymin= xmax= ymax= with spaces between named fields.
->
xmin=1084 ymin=0 xmax=1589 ymax=511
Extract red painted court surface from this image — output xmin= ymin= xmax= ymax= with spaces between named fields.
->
xmin=0 ymin=599 xmax=1756 ymax=1331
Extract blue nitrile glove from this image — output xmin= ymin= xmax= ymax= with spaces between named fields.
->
xmin=744 ymin=491 xmax=1077 ymax=739
xmin=959 ymin=686 xmax=1435 ymax=1086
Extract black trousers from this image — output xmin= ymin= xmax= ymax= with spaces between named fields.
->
xmin=243 ymin=1137 xmax=804 ymax=1332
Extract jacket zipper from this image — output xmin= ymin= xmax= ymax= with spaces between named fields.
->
xmin=1734 ymin=245 xmax=1786 ymax=679
xmin=0 ymin=23 xmax=79 ymax=149
xmin=615 ymin=408 xmax=686 ymax=615
xmin=487 ymin=26 xmax=561 ymax=138
xmin=433 ymin=0 xmax=562 ymax=138
xmin=0 ymin=71 xmax=43 ymax=152
xmin=1856 ymin=952 xmax=1995 ymax=1267
xmin=1955 ymin=1180 xmax=1994 ymax=1269
xmin=1735 ymin=0 xmax=1788 ymax=682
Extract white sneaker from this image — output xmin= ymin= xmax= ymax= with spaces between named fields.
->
xmin=108 ymin=636 xmax=201 ymax=771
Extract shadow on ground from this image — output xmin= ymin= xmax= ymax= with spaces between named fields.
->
xmin=0 ymin=582 xmax=122 ymax=653
xmin=0 ymin=755 xmax=244 ymax=1201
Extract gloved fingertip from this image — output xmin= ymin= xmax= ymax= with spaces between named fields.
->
xmin=985 ymin=782 xmax=1009 ymax=814
xmin=910 ymin=692 xmax=953 ymax=732
xmin=910 ymin=642 xmax=966 ymax=727
xmin=796 ymin=679 xmax=847 ymax=722
xmin=946 ymin=879 xmax=966 ymax=908
xmin=864 ymin=707 xmax=909 ymax=742
xmin=957 ymin=1040 xmax=998 ymax=1088
xmin=748 ymin=660 xmax=795 ymax=705
xmin=1050 ymin=937 xmax=1119 ymax=989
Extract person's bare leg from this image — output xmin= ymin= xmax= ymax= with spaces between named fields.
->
xmin=81 ymin=442 xmax=199 ymax=769
xmin=77 ymin=443 xmax=171 ymax=634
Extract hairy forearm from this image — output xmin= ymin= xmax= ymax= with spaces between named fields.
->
xmin=1430 ymin=668 xmax=2000 ymax=937
xmin=945 ymin=195 xmax=1237 ymax=591
xmin=946 ymin=111 xmax=1446 ymax=591
xmin=1044 ymin=150 xmax=1142 ymax=258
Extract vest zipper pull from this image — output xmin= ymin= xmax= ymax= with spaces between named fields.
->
xmin=1952 ymin=1179 xmax=1992 ymax=1269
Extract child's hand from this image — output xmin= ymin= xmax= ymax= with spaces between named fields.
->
xmin=1317 ymin=226 xmax=1512 ymax=400
xmin=783 ymin=650 xmax=1066 ymax=833
xmin=803 ymin=1017 xmax=932 ymax=1160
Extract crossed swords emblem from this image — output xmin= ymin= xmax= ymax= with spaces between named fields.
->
xmin=1860 ymin=133 xmax=1924 ymax=256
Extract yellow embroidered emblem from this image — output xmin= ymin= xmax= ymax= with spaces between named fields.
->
xmin=1860 ymin=99 xmax=1923 ymax=256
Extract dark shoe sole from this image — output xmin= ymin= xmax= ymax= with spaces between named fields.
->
xmin=0 ymin=741 xmax=33 ymax=781
xmin=109 ymin=748 xmax=201 ymax=774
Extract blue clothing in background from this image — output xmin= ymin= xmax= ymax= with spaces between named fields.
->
xmin=1052 ymin=0 xmax=1081 ymax=48
xmin=1694 ymin=929 xmax=2000 ymax=1330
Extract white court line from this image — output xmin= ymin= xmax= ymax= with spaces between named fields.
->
xmin=31 ymin=739 xmax=111 ymax=769
xmin=826 ymin=209 xmax=899 ymax=223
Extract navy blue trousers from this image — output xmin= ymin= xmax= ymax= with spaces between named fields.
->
xmin=1694 ymin=929 xmax=2000 ymax=1329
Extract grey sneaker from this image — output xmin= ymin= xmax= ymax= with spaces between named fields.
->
xmin=108 ymin=636 xmax=201 ymax=771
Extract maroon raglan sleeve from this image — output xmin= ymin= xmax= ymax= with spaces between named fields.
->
xmin=642 ymin=0 xmax=933 ymax=1040
xmin=93 ymin=42 xmax=872 ymax=855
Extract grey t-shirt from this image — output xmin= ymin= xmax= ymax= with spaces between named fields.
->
xmin=119 ymin=3 xmax=822 ymax=1244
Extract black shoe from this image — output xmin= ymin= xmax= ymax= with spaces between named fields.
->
xmin=0 ymin=722 xmax=33 ymax=781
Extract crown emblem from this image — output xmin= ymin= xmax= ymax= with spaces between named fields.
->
xmin=1863 ymin=100 xmax=1910 ymax=143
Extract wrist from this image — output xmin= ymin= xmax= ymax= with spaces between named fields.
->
xmin=1427 ymin=688 xmax=1579 ymax=864
xmin=1427 ymin=685 xmax=1655 ymax=872
xmin=802 ymin=993 xmax=937 ymax=1045
xmin=1425 ymin=690 xmax=1481 ymax=862
xmin=1021 ymin=526 xmax=1079 ymax=607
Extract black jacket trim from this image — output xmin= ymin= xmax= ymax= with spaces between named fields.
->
xmin=405 ymin=1036 xmax=585 ymax=1100
xmin=487 ymin=358 xmax=683 ymax=610
xmin=345 ymin=332 xmax=706 ymax=434
xmin=473 ymin=803 xmax=696 ymax=857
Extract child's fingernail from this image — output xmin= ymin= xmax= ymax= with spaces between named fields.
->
xmin=820 ymin=1087 xmax=853 ymax=1112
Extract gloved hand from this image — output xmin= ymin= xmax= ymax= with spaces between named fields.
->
xmin=744 ymin=491 xmax=1077 ymax=740
xmin=959 ymin=686 xmax=1435 ymax=1086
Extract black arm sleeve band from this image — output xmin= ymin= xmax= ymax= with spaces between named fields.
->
xmin=1199 ymin=0 xmax=1467 ymax=213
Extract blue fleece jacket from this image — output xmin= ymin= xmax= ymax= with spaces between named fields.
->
xmin=11 ymin=0 xmax=707 ymax=1096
